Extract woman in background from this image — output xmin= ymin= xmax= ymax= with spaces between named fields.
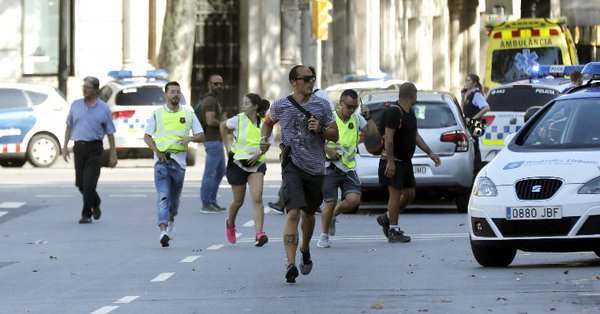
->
xmin=220 ymin=93 xmax=271 ymax=247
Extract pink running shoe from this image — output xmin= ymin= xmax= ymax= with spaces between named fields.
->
xmin=255 ymin=231 xmax=269 ymax=247
xmin=226 ymin=219 xmax=236 ymax=244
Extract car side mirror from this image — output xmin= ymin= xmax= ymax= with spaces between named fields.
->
xmin=524 ymin=106 xmax=541 ymax=123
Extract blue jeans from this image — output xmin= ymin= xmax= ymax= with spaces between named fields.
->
xmin=201 ymin=140 xmax=226 ymax=206
xmin=154 ymin=160 xmax=185 ymax=226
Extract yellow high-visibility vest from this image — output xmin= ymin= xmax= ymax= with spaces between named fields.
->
xmin=326 ymin=110 xmax=359 ymax=169
xmin=153 ymin=106 xmax=193 ymax=153
xmin=231 ymin=113 xmax=265 ymax=164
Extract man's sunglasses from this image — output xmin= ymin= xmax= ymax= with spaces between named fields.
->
xmin=295 ymin=76 xmax=316 ymax=83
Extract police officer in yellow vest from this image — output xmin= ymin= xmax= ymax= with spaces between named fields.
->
xmin=144 ymin=81 xmax=205 ymax=248
xmin=220 ymin=93 xmax=272 ymax=247
xmin=317 ymin=89 xmax=379 ymax=248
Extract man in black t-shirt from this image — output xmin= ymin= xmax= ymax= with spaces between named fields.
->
xmin=376 ymin=82 xmax=441 ymax=243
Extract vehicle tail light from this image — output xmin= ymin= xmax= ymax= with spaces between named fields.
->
xmin=112 ymin=110 xmax=135 ymax=119
xmin=440 ymin=130 xmax=469 ymax=152
xmin=481 ymin=114 xmax=495 ymax=126
xmin=549 ymin=29 xmax=559 ymax=36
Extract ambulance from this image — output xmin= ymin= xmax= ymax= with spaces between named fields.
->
xmin=484 ymin=17 xmax=578 ymax=93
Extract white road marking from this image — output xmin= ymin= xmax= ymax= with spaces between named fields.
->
xmin=90 ymin=306 xmax=119 ymax=314
xmin=0 ymin=211 xmax=7 ymax=218
xmin=236 ymin=232 xmax=242 ymax=238
xmin=180 ymin=256 xmax=201 ymax=263
xmin=35 ymin=194 xmax=73 ymax=198
xmin=236 ymin=233 xmax=469 ymax=243
xmin=150 ymin=272 xmax=174 ymax=282
xmin=109 ymin=194 xmax=147 ymax=198
xmin=0 ymin=202 xmax=25 ymax=208
xmin=207 ymin=244 xmax=223 ymax=250
xmin=242 ymin=220 xmax=254 ymax=227
xmin=114 ymin=296 xmax=139 ymax=304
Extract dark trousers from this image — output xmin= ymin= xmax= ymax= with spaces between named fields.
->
xmin=73 ymin=141 xmax=103 ymax=218
xmin=473 ymin=137 xmax=482 ymax=175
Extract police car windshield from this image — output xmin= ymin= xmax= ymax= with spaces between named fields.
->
xmin=491 ymin=47 xmax=563 ymax=84
xmin=487 ymin=86 xmax=560 ymax=112
xmin=520 ymin=98 xmax=600 ymax=148
xmin=115 ymin=86 xmax=167 ymax=106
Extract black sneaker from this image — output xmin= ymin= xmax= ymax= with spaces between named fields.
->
xmin=388 ymin=229 xmax=411 ymax=243
xmin=160 ymin=232 xmax=170 ymax=247
xmin=285 ymin=264 xmax=299 ymax=284
xmin=78 ymin=217 xmax=92 ymax=224
xmin=376 ymin=214 xmax=390 ymax=238
xmin=299 ymin=248 xmax=313 ymax=275
xmin=92 ymin=205 xmax=101 ymax=220
xmin=268 ymin=202 xmax=285 ymax=214
xmin=200 ymin=204 xmax=223 ymax=214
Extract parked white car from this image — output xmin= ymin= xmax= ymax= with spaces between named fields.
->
xmin=469 ymin=65 xmax=600 ymax=266
xmin=0 ymin=83 xmax=70 ymax=167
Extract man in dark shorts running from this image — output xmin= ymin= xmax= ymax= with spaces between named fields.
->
xmin=377 ymin=82 xmax=441 ymax=243
xmin=260 ymin=65 xmax=338 ymax=283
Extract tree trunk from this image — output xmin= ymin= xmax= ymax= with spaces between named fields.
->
xmin=158 ymin=0 xmax=196 ymax=100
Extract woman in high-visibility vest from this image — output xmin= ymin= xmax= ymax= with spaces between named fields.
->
xmin=219 ymin=93 xmax=271 ymax=247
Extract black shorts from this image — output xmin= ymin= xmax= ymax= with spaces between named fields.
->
xmin=282 ymin=162 xmax=324 ymax=215
xmin=378 ymin=158 xmax=416 ymax=190
xmin=226 ymin=161 xmax=266 ymax=186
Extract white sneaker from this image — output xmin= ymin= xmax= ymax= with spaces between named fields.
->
xmin=159 ymin=231 xmax=170 ymax=247
xmin=167 ymin=221 xmax=175 ymax=239
xmin=317 ymin=233 xmax=330 ymax=248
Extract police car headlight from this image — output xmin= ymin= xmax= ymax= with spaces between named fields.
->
xmin=473 ymin=176 xmax=498 ymax=197
xmin=578 ymin=177 xmax=600 ymax=194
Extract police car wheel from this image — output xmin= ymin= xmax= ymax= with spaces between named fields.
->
xmin=455 ymin=193 xmax=469 ymax=213
xmin=594 ymin=249 xmax=600 ymax=258
xmin=470 ymin=239 xmax=517 ymax=267
xmin=0 ymin=159 xmax=27 ymax=168
xmin=27 ymin=134 xmax=59 ymax=168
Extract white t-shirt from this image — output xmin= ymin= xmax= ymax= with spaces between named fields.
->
xmin=225 ymin=114 xmax=274 ymax=172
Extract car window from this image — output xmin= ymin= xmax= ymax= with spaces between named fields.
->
xmin=520 ymin=98 xmax=600 ymax=148
xmin=115 ymin=86 xmax=167 ymax=106
xmin=25 ymin=91 xmax=48 ymax=105
xmin=491 ymin=47 xmax=563 ymax=84
xmin=0 ymin=88 xmax=29 ymax=109
xmin=99 ymin=86 xmax=113 ymax=102
xmin=487 ymin=86 xmax=560 ymax=112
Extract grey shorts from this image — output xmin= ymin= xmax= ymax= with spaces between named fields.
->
xmin=282 ymin=162 xmax=324 ymax=215
xmin=322 ymin=164 xmax=362 ymax=202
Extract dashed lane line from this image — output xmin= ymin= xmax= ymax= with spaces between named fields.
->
xmin=0 ymin=202 xmax=25 ymax=208
xmin=35 ymin=194 xmax=73 ymax=198
xmin=114 ymin=296 xmax=140 ymax=304
xmin=90 ymin=306 xmax=119 ymax=314
xmin=207 ymin=244 xmax=224 ymax=250
xmin=180 ymin=256 xmax=201 ymax=263
xmin=109 ymin=194 xmax=147 ymax=198
xmin=242 ymin=220 xmax=254 ymax=227
xmin=0 ymin=211 xmax=7 ymax=218
xmin=150 ymin=272 xmax=174 ymax=282
xmin=235 ymin=233 xmax=469 ymax=243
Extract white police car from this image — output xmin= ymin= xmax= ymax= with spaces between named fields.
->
xmin=99 ymin=70 xmax=197 ymax=166
xmin=480 ymin=65 xmax=583 ymax=164
xmin=469 ymin=62 xmax=600 ymax=267
xmin=0 ymin=83 xmax=69 ymax=167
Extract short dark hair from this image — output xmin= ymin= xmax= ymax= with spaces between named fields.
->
xmin=340 ymin=89 xmax=358 ymax=100
xmin=288 ymin=65 xmax=305 ymax=82
xmin=164 ymin=81 xmax=180 ymax=93
xmin=83 ymin=76 xmax=99 ymax=89
xmin=399 ymin=82 xmax=417 ymax=99
xmin=571 ymin=70 xmax=583 ymax=82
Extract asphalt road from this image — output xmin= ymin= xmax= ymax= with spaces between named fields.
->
xmin=1 ymin=157 xmax=599 ymax=314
